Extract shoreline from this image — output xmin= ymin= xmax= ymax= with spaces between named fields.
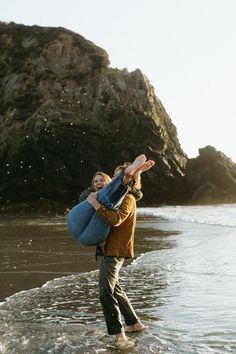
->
xmin=0 ymin=215 xmax=171 ymax=302
xmin=3 ymin=207 xmax=234 ymax=302
xmin=1 ymin=199 xmax=236 ymax=218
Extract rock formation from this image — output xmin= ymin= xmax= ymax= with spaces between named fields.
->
xmin=185 ymin=146 xmax=236 ymax=203
xmin=0 ymin=22 xmax=236 ymax=213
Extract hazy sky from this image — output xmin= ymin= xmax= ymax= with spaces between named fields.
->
xmin=1 ymin=0 xmax=236 ymax=162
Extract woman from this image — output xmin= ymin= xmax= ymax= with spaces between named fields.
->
xmin=67 ymin=154 xmax=154 ymax=246
xmin=78 ymin=172 xmax=111 ymax=203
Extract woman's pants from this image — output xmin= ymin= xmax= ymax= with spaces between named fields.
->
xmin=67 ymin=171 xmax=128 ymax=246
xmin=97 ymin=255 xmax=138 ymax=335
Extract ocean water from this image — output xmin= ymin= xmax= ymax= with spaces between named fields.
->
xmin=0 ymin=204 xmax=236 ymax=353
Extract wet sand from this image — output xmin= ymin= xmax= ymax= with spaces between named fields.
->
xmin=1 ymin=214 xmax=236 ymax=353
xmin=0 ymin=216 xmax=176 ymax=354
xmin=0 ymin=215 xmax=177 ymax=353
xmin=0 ymin=216 xmax=174 ymax=301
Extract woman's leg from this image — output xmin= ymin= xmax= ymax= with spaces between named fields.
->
xmin=67 ymin=200 xmax=110 ymax=244
xmin=67 ymin=200 xmax=95 ymax=240
xmin=97 ymin=154 xmax=147 ymax=210
xmin=97 ymin=171 xmax=128 ymax=210
xmin=79 ymin=212 xmax=110 ymax=245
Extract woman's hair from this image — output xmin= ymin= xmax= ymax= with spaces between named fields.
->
xmin=91 ymin=171 xmax=111 ymax=190
xmin=113 ymin=162 xmax=142 ymax=190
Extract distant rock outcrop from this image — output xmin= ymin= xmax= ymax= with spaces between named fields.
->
xmin=185 ymin=146 xmax=236 ymax=203
xmin=0 ymin=22 xmax=236 ymax=213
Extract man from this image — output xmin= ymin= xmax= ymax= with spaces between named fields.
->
xmin=87 ymin=156 xmax=155 ymax=349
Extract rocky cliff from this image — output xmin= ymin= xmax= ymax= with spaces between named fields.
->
xmin=0 ymin=22 xmax=236 ymax=213
xmin=185 ymin=146 xmax=236 ymax=203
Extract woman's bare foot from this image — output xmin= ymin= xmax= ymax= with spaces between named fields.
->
xmin=123 ymin=154 xmax=146 ymax=184
xmin=133 ymin=159 xmax=155 ymax=180
xmin=125 ymin=154 xmax=146 ymax=177
xmin=125 ymin=321 xmax=146 ymax=333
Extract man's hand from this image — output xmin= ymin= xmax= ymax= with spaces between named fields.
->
xmin=87 ymin=192 xmax=102 ymax=210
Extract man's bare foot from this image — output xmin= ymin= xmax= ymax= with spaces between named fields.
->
xmin=116 ymin=331 xmax=128 ymax=341
xmin=133 ymin=160 xmax=155 ymax=180
xmin=115 ymin=332 xmax=135 ymax=349
xmin=123 ymin=154 xmax=146 ymax=184
xmin=125 ymin=321 xmax=146 ymax=333
xmin=115 ymin=339 xmax=135 ymax=350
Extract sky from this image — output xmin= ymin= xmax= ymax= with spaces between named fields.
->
xmin=1 ymin=0 xmax=236 ymax=162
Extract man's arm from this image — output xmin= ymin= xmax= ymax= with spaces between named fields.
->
xmin=87 ymin=193 xmax=135 ymax=227
xmin=86 ymin=192 xmax=101 ymax=210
